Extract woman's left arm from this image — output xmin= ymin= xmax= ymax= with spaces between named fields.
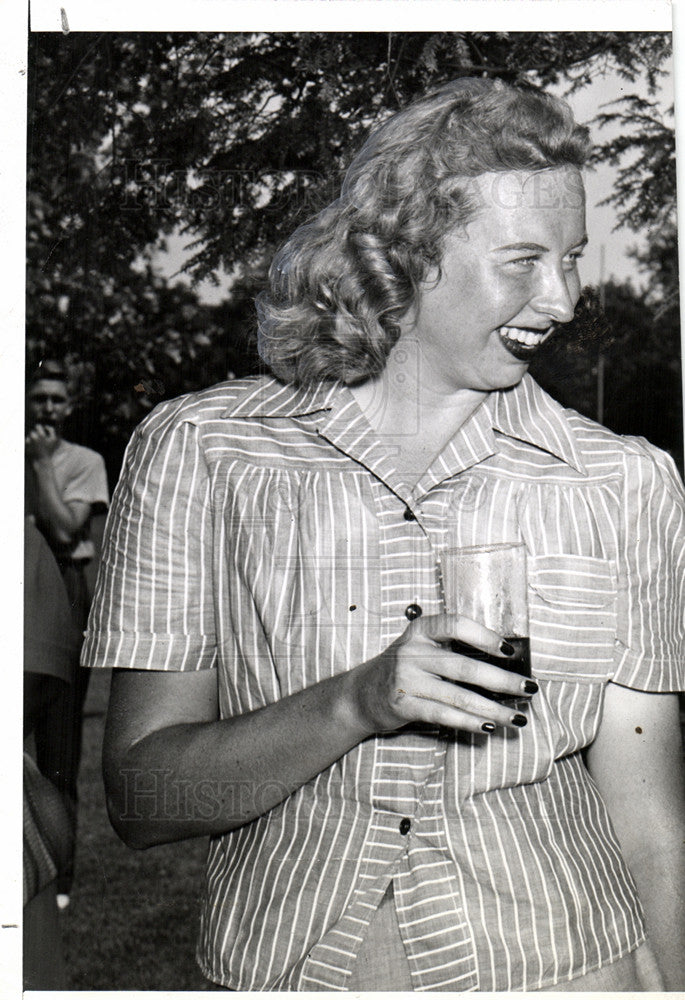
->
xmin=586 ymin=682 xmax=685 ymax=990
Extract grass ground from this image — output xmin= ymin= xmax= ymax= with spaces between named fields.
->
xmin=58 ymin=668 xmax=214 ymax=990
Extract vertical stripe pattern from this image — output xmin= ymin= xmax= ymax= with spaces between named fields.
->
xmin=82 ymin=374 xmax=685 ymax=991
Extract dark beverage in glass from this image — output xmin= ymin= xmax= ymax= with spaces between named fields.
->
xmin=439 ymin=543 xmax=531 ymax=704
xmin=450 ymin=636 xmax=531 ymax=702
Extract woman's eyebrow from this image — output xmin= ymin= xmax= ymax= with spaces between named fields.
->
xmin=492 ymin=235 xmax=589 ymax=253
xmin=492 ymin=242 xmax=547 ymax=252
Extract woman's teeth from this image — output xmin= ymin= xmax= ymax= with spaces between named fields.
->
xmin=497 ymin=325 xmax=552 ymax=359
xmin=499 ymin=325 xmax=548 ymax=346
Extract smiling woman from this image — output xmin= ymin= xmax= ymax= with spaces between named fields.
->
xmin=256 ymin=78 xmax=592 ymax=388
xmin=399 ymin=167 xmax=587 ymax=392
xmin=81 ymin=77 xmax=685 ymax=993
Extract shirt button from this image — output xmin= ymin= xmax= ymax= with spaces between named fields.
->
xmin=399 ymin=818 xmax=411 ymax=835
xmin=404 ymin=604 xmax=422 ymax=621
xmin=403 ymin=506 xmax=416 ymax=521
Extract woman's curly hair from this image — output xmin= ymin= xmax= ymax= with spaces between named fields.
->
xmin=256 ymin=77 xmax=592 ymax=386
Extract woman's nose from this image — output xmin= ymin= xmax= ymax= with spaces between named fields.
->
xmin=530 ymin=266 xmax=578 ymax=324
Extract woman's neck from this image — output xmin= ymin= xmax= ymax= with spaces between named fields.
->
xmin=351 ymin=338 xmax=485 ymax=435
xmin=350 ymin=345 xmax=487 ymax=485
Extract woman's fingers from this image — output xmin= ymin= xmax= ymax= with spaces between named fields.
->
xmin=418 ymin=612 xmax=507 ymax=657
xmin=356 ymin=612 xmax=537 ymax=735
xmin=408 ymin=613 xmax=534 ymax=699
xmin=395 ymin=672 xmax=529 ymax=733
xmin=431 ymin=643 xmax=534 ymax=700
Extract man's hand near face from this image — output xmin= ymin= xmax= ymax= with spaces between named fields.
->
xmin=25 ymin=424 xmax=62 ymax=462
xmin=25 ymin=396 xmax=91 ymax=548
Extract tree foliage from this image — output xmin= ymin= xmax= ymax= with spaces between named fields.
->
xmin=26 ymin=31 xmax=680 ymax=477
xmin=530 ymin=279 xmax=682 ymax=470
xmin=592 ymin=95 xmax=675 ymax=233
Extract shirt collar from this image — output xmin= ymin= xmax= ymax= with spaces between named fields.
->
xmin=219 ymin=376 xmax=340 ymax=419
xmin=220 ymin=373 xmax=587 ymax=479
xmin=408 ymin=378 xmax=587 ymax=498
xmin=489 ymin=375 xmax=587 ymax=475
xmin=220 ymin=376 xmax=416 ymax=503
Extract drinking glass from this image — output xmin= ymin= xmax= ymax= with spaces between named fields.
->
xmin=438 ymin=542 xmax=530 ymax=696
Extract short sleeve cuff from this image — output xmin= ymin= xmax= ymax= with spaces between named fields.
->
xmin=612 ymin=640 xmax=684 ymax=692
xmin=81 ymin=630 xmax=218 ymax=672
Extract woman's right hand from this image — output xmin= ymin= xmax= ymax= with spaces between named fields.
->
xmin=102 ymin=615 xmax=538 ymax=847
xmin=348 ymin=612 xmax=537 ymax=736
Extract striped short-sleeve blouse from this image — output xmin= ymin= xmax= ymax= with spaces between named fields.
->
xmin=82 ymin=373 xmax=685 ymax=992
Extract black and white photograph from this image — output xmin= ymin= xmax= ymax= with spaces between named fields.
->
xmin=6 ymin=1 xmax=685 ymax=994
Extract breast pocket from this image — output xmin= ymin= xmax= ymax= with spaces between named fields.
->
xmin=529 ymin=554 xmax=617 ymax=682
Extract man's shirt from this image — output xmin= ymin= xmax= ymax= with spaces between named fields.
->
xmin=82 ymin=374 xmax=685 ymax=991
xmin=26 ymin=439 xmax=109 ymax=562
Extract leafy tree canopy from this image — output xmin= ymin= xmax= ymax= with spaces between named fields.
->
xmin=26 ymin=31 xmax=680 ymax=475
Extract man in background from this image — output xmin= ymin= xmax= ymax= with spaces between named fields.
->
xmin=25 ymin=360 xmax=109 ymax=907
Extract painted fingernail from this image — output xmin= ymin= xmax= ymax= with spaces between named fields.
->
xmin=511 ymin=714 xmax=528 ymax=727
xmin=481 ymin=722 xmax=496 ymax=733
xmin=523 ymin=680 xmax=538 ymax=695
xmin=500 ymin=641 xmax=515 ymax=656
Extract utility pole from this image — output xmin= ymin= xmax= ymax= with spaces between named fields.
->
xmin=597 ymin=244 xmax=606 ymax=425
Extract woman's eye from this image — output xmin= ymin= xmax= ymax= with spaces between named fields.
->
xmin=506 ymin=257 xmax=538 ymax=269
xmin=504 ymin=251 xmax=584 ymax=272
xmin=564 ymin=252 xmax=585 ymax=270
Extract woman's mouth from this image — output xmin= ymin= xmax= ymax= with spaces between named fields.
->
xmin=498 ymin=325 xmax=553 ymax=360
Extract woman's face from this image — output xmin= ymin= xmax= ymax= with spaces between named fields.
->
xmin=405 ymin=166 xmax=587 ymax=394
